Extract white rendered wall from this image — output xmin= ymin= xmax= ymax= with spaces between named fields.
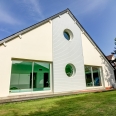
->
xmin=0 ymin=22 xmax=52 ymax=97
xmin=52 ymin=13 xmax=86 ymax=93
xmin=81 ymin=33 xmax=115 ymax=87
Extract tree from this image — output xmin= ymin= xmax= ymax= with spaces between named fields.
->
xmin=111 ymin=38 xmax=116 ymax=55
xmin=111 ymin=38 xmax=116 ymax=64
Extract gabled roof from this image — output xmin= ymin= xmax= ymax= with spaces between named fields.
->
xmin=0 ymin=8 xmax=114 ymax=69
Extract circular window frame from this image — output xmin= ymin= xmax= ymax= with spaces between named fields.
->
xmin=63 ymin=29 xmax=73 ymax=41
xmin=65 ymin=63 xmax=76 ymax=77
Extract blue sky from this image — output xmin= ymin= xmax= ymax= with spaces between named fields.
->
xmin=0 ymin=0 xmax=116 ymax=55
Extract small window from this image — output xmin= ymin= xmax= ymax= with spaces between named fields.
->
xmin=63 ymin=29 xmax=73 ymax=41
xmin=64 ymin=32 xmax=70 ymax=40
xmin=65 ymin=64 xmax=76 ymax=77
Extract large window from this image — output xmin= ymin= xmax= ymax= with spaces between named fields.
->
xmin=85 ymin=65 xmax=102 ymax=87
xmin=9 ymin=60 xmax=51 ymax=93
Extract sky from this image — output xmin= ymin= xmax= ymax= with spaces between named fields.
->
xmin=0 ymin=0 xmax=116 ymax=55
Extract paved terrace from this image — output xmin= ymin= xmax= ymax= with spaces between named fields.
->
xmin=0 ymin=88 xmax=115 ymax=104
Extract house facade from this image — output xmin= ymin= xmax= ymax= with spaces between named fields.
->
xmin=0 ymin=9 xmax=115 ymax=98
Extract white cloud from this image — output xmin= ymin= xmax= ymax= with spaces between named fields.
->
xmin=83 ymin=0 xmax=109 ymax=14
xmin=22 ymin=0 xmax=44 ymax=19
xmin=0 ymin=10 xmax=21 ymax=25
xmin=71 ymin=0 xmax=109 ymax=15
xmin=0 ymin=28 xmax=10 ymax=34
xmin=29 ymin=0 xmax=44 ymax=18
xmin=0 ymin=4 xmax=22 ymax=25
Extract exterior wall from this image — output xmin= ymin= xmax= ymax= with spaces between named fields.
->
xmin=0 ymin=22 xmax=52 ymax=97
xmin=0 ymin=11 xmax=114 ymax=98
xmin=81 ymin=33 xmax=115 ymax=87
xmin=52 ymin=13 xmax=86 ymax=93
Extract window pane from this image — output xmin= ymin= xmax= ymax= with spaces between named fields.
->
xmin=10 ymin=61 xmax=32 ymax=93
xmin=65 ymin=64 xmax=74 ymax=77
xmin=64 ymin=32 xmax=70 ymax=40
xmin=85 ymin=66 xmax=93 ymax=87
xmin=33 ymin=62 xmax=50 ymax=91
xmin=92 ymin=67 xmax=102 ymax=86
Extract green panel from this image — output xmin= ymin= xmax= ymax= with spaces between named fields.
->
xmin=85 ymin=66 xmax=93 ymax=87
xmin=10 ymin=61 xmax=32 ymax=93
xmin=65 ymin=64 xmax=73 ymax=77
xmin=33 ymin=62 xmax=50 ymax=92
xmin=10 ymin=61 xmax=51 ymax=93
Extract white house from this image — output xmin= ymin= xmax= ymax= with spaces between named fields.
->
xmin=0 ymin=9 xmax=115 ymax=98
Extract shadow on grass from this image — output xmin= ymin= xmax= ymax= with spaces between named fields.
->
xmin=23 ymin=96 xmax=85 ymax=116
xmin=20 ymin=92 xmax=113 ymax=116
xmin=5 ymin=91 xmax=116 ymax=116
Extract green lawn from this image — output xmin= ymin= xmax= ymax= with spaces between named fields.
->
xmin=0 ymin=91 xmax=116 ymax=116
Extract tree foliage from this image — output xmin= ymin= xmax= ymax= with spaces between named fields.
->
xmin=111 ymin=38 xmax=116 ymax=63
xmin=111 ymin=38 xmax=116 ymax=55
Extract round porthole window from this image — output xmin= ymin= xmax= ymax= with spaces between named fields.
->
xmin=65 ymin=64 xmax=76 ymax=77
xmin=64 ymin=32 xmax=70 ymax=40
xmin=63 ymin=29 xmax=73 ymax=41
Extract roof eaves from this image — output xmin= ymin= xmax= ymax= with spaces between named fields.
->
xmin=0 ymin=9 xmax=68 ymax=44
xmin=66 ymin=9 xmax=115 ymax=69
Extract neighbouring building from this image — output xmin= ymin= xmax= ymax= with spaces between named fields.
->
xmin=107 ymin=54 xmax=116 ymax=82
xmin=107 ymin=54 xmax=116 ymax=67
xmin=0 ymin=9 xmax=115 ymax=98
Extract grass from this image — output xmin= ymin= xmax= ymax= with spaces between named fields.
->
xmin=0 ymin=91 xmax=116 ymax=116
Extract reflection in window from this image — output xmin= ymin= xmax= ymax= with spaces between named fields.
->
xmin=92 ymin=67 xmax=102 ymax=86
xmin=85 ymin=65 xmax=102 ymax=87
xmin=33 ymin=62 xmax=50 ymax=91
xmin=10 ymin=60 xmax=50 ymax=93
xmin=10 ymin=61 xmax=32 ymax=93
xmin=63 ymin=32 xmax=70 ymax=40
xmin=65 ymin=64 xmax=76 ymax=77
xmin=85 ymin=66 xmax=93 ymax=87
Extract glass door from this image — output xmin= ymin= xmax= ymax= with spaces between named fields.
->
xmin=85 ymin=66 xmax=93 ymax=87
xmin=10 ymin=60 xmax=51 ymax=93
xmin=10 ymin=61 xmax=33 ymax=93
xmin=92 ymin=67 xmax=102 ymax=86
xmin=33 ymin=62 xmax=50 ymax=91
